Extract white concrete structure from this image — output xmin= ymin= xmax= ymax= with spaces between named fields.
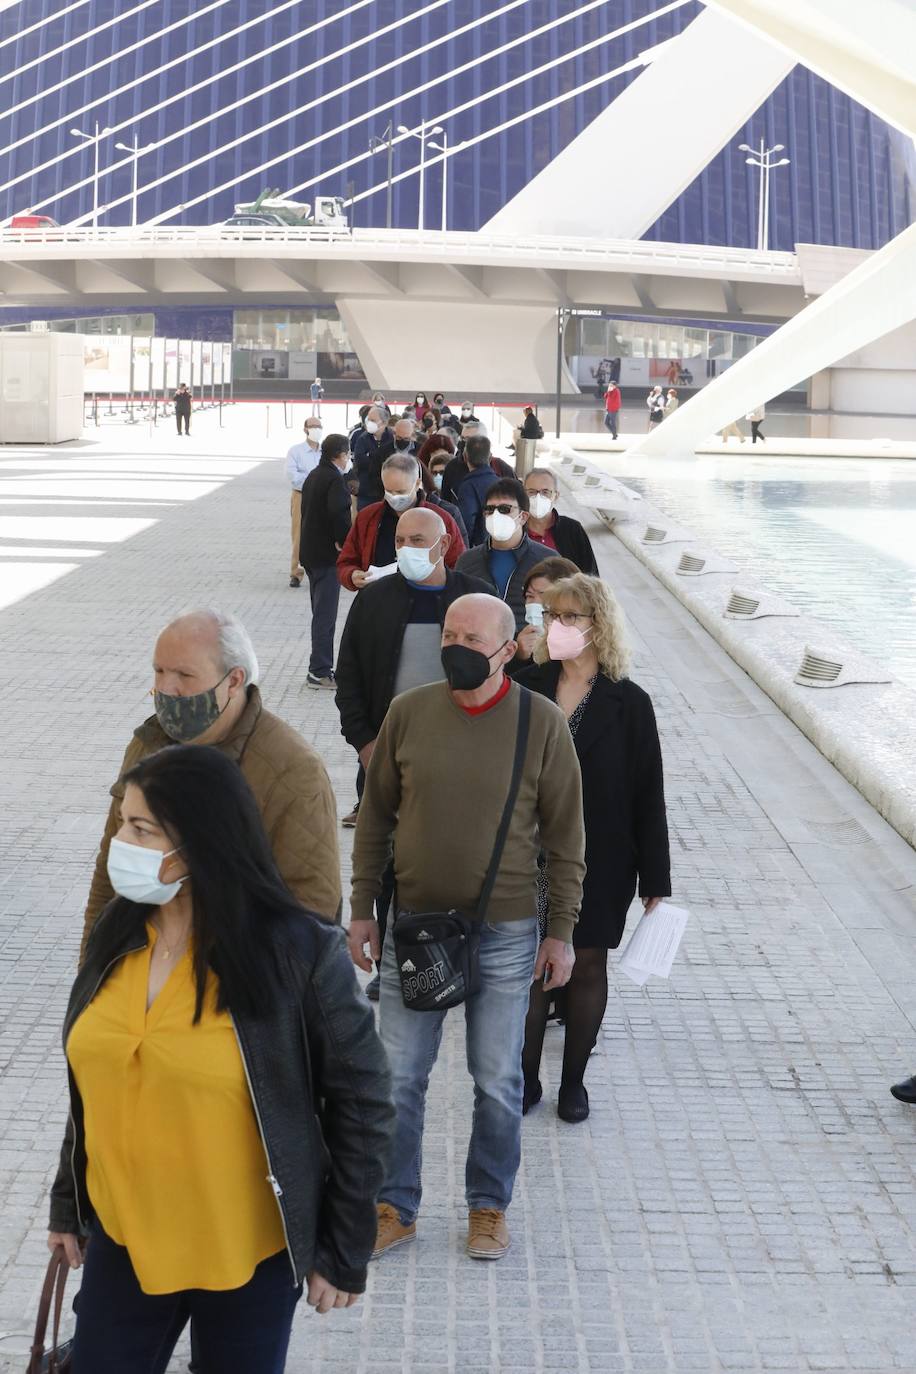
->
xmin=627 ymin=0 xmax=916 ymax=456
xmin=0 ymin=332 xmax=84 ymax=443
xmin=485 ymin=6 xmax=795 ymax=240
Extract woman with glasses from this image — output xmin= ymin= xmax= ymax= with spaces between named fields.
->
xmin=48 ymin=746 xmax=394 ymax=1373
xmin=517 ymin=573 xmax=670 ymax=1122
xmin=515 ymin=555 xmax=580 ymax=664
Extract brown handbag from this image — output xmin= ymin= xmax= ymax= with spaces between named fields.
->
xmin=26 ymin=1246 xmax=73 ymax=1373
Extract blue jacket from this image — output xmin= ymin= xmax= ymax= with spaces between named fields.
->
xmin=455 ymin=465 xmax=499 ymax=546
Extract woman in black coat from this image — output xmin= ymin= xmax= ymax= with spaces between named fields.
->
xmin=517 ymin=572 xmax=670 ymax=1123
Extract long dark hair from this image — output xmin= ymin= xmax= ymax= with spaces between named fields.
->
xmin=118 ymin=746 xmax=306 ymax=1023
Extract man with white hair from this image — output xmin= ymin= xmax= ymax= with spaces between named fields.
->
xmin=79 ymin=608 xmax=341 ymax=959
xmin=349 ymin=593 xmax=585 ymax=1263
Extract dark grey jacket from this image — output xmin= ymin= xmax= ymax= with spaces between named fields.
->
xmin=455 ymin=533 xmax=547 ymax=631
xmin=50 ymin=904 xmax=394 ymax=1293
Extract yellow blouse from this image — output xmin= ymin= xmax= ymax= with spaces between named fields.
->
xmin=67 ymin=926 xmax=286 ymax=1294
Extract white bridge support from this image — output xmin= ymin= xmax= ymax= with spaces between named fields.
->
xmin=626 ymin=221 xmax=916 ymax=456
xmin=627 ymin=0 xmax=916 ymax=458
xmin=484 ymin=6 xmax=795 ymax=240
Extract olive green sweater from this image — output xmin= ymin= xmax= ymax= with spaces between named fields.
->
xmin=350 ymin=680 xmax=585 ymax=943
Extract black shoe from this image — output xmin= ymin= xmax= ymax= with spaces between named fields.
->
xmin=522 ymin=1079 xmax=542 ymax=1115
xmin=890 ymin=1075 xmax=916 ymax=1104
xmin=365 ymin=974 xmax=380 ymax=1002
xmin=557 ymin=1083 xmax=589 ymax=1123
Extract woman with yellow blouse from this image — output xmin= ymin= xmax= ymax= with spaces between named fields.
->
xmin=48 ymin=746 xmax=394 ymax=1374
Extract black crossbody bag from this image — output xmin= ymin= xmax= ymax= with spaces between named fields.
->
xmin=392 ymin=688 xmax=531 ymax=1012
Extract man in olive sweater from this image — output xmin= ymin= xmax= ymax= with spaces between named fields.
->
xmin=349 ymin=594 xmax=585 ymax=1263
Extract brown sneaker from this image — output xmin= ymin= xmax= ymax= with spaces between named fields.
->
xmin=371 ymin=1203 xmax=416 ymax=1260
xmin=467 ymin=1208 xmax=510 ymax=1260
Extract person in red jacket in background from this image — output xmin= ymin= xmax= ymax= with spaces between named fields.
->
xmin=337 ymin=454 xmax=466 ymax=591
xmin=603 ymin=381 xmax=621 ymax=440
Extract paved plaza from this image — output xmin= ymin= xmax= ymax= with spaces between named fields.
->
xmin=3 ymin=408 xmax=916 ymax=1372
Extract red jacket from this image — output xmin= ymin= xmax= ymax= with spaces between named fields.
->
xmin=605 ymin=386 xmax=621 ymax=413
xmin=336 ymin=497 xmax=466 ymax=590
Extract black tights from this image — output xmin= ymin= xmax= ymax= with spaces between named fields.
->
xmin=522 ymin=947 xmax=609 ymax=1093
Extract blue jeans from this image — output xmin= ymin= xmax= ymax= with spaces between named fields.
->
xmin=306 ymin=562 xmax=340 ymax=677
xmin=71 ymin=1225 xmax=300 ymax=1374
xmin=379 ymin=916 xmax=539 ymax=1222
xmin=603 ymin=410 xmax=618 ymax=439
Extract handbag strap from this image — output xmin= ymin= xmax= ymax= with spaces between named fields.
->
xmin=474 ymin=686 xmax=531 ymax=922
xmin=49 ymin=1248 xmax=70 ymax=1372
xmin=28 ymin=1247 xmax=68 ymax=1373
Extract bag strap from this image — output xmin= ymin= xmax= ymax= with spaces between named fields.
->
xmin=28 ymin=1247 xmax=68 ymax=1374
xmin=474 ymin=686 xmax=531 ymax=922
xmin=49 ymin=1248 xmax=70 ymax=1373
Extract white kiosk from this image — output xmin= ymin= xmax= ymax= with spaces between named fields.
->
xmin=0 ymin=331 xmax=85 ymax=444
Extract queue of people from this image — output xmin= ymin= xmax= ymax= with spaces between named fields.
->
xmin=45 ymin=393 xmax=670 ymax=1371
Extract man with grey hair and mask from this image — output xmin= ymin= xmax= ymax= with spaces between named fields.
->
xmin=349 ymin=593 xmax=585 ymax=1263
xmin=79 ymin=608 xmax=341 ymax=960
xmin=353 ymin=404 xmax=391 ymax=510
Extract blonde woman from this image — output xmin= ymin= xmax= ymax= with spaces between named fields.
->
xmin=517 ymin=574 xmax=670 ymax=1122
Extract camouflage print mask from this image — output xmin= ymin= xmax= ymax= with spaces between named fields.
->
xmin=153 ymin=671 xmax=231 ymax=742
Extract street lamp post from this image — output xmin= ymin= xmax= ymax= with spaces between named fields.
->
xmin=114 ymin=133 xmax=155 ymax=227
xmin=396 ymin=120 xmax=444 ymax=231
xmin=70 ymin=121 xmax=113 ymax=228
xmin=739 ymin=138 xmax=791 ymax=251
xmin=369 ymin=122 xmax=395 ymax=229
xmin=427 ymin=131 xmax=450 ymax=232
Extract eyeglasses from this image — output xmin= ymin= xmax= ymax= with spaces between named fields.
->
xmin=525 ymin=488 xmax=557 ymax=498
xmin=543 ymin=610 xmax=593 ymax=627
xmin=484 ymin=503 xmax=518 ymax=516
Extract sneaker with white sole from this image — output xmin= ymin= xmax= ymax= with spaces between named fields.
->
xmin=467 ymin=1208 xmax=510 ymax=1260
xmin=371 ymin=1203 xmax=416 ymax=1259
xmin=306 ymin=673 xmax=336 ymax=690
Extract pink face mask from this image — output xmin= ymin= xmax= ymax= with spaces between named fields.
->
xmin=546 ymin=619 xmax=591 ymax=660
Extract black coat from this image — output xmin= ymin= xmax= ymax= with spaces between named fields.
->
xmin=300 ymin=456 xmax=352 ymax=570
xmin=538 ymin=512 xmax=599 ymax=576
xmin=520 ymin=413 xmax=543 ymax=439
xmin=516 ymin=661 xmax=670 ymax=948
xmin=173 ymin=389 xmax=191 ymax=414
xmin=440 ymin=453 xmax=515 ymax=505
xmin=50 ymin=903 xmax=394 ymax=1292
xmin=335 ymin=567 xmax=493 ymax=751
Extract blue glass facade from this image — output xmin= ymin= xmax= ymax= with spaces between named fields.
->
xmin=0 ymin=0 xmax=912 ymax=250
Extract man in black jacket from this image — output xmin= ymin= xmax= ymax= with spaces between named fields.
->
xmin=335 ymin=506 xmax=492 ymax=994
xmin=358 ymin=416 xmax=416 ymax=509
xmin=454 ymin=477 xmax=548 ymax=632
xmin=522 ymin=468 xmax=599 ymax=575
xmin=353 ymin=405 xmax=391 ymax=509
xmin=300 ymin=434 xmax=353 ymax=689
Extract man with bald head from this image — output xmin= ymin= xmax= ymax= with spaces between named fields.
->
xmin=79 ymin=608 xmax=341 ymax=959
xmin=349 ymin=593 xmax=586 ymax=1263
xmin=335 ymin=504 xmax=491 ymax=841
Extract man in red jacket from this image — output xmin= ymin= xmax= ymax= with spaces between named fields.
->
xmin=337 ymin=454 xmax=465 ymax=591
xmin=603 ymin=382 xmax=621 ymax=440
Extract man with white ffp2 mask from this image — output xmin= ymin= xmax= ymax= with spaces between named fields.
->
xmin=79 ymin=608 xmax=342 ymax=963
xmin=455 ymin=477 xmax=550 ymax=643
xmin=522 ymin=468 xmax=598 ymax=574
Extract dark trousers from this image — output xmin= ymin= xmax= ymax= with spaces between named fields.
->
xmin=603 ymin=410 xmax=618 ymax=439
xmin=176 ymin=411 xmax=190 ymax=434
xmin=751 ymin=420 xmax=765 ymax=442
xmin=306 ymin=563 xmax=340 ymax=677
xmin=71 ymin=1225 xmax=300 ymax=1374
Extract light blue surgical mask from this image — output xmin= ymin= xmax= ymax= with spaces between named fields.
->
xmin=107 ymin=838 xmax=185 ymax=906
xmin=397 ymin=541 xmax=440 ymax=582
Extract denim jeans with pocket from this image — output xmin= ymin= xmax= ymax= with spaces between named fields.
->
xmin=378 ymin=915 xmax=539 ymax=1223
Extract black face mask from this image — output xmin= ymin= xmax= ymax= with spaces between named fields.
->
xmin=395 ymin=437 xmax=412 ymax=451
xmin=440 ymin=641 xmax=508 ymax=691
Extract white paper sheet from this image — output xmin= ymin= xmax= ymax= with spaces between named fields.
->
xmin=364 ymin=562 xmax=398 ymax=583
xmin=618 ymin=902 xmax=689 ymax=986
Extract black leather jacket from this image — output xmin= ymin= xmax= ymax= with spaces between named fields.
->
xmin=50 ymin=905 xmax=394 ymax=1293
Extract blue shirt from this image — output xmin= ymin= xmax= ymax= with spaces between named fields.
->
xmin=488 ymin=547 xmax=517 ymax=598
xmin=286 ymin=440 xmax=321 ymax=490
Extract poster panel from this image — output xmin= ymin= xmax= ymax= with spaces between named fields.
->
xmin=83 ymin=340 xmax=110 ymax=393
xmin=178 ymin=339 xmax=192 ymax=388
xmin=213 ymin=344 xmax=223 ymax=387
xmin=191 ymin=340 xmax=203 ymax=391
xmin=165 ymin=340 xmax=179 ymax=390
xmin=83 ymin=337 xmax=132 ymax=392
xmin=132 ymin=337 xmax=151 ymax=393
xmin=288 ymin=349 xmax=318 ymax=381
xmin=202 ymin=341 xmax=213 ymax=386
xmin=222 ymin=342 xmax=233 ymax=387
xmin=151 ymin=336 xmax=166 ymax=391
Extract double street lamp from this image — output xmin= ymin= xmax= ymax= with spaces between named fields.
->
xmin=114 ymin=133 xmax=155 ymax=227
xmin=70 ymin=121 xmax=112 ymax=228
xmin=397 ymin=119 xmax=443 ymax=231
xmin=739 ymin=138 xmax=790 ymax=252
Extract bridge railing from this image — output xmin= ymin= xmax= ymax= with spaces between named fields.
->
xmin=0 ymin=225 xmax=801 ymax=276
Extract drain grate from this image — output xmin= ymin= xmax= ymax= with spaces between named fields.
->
xmin=726 ymin=591 xmax=760 ymax=616
xmin=796 ymin=651 xmax=843 ymax=684
xmin=677 ymin=553 xmax=707 ymax=574
xmin=643 ymin=526 xmax=667 ymax=543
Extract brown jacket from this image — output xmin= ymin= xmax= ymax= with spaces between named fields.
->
xmin=80 ymin=686 xmax=341 ymax=960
